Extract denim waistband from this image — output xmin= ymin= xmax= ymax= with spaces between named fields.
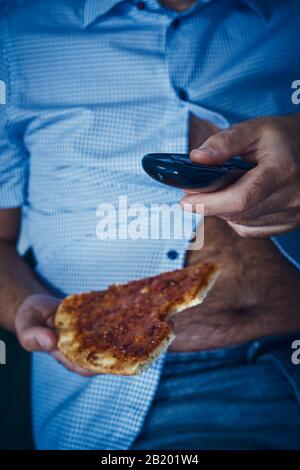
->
xmin=165 ymin=332 xmax=300 ymax=365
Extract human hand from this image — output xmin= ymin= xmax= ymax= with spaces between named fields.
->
xmin=181 ymin=114 xmax=300 ymax=237
xmin=15 ymin=293 xmax=96 ymax=376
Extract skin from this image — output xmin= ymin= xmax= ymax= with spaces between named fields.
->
xmin=160 ymin=0 xmax=196 ymax=11
xmin=2 ymin=111 xmax=299 ymax=366
xmin=0 ymin=210 xmax=95 ymax=376
xmin=169 ymin=112 xmax=300 ymax=351
xmin=170 ymin=216 xmax=300 ymax=351
xmin=181 ymin=115 xmax=300 ymax=237
xmin=0 ymin=1 xmax=299 ymax=372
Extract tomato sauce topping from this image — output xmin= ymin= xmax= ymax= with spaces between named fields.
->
xmin=63 ymin=263 xmax=215 ymax=360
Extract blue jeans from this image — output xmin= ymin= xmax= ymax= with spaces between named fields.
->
xmin=131 ymin=334 xmax=300 ymax=450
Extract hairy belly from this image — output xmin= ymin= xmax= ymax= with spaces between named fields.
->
xmin=169 ymin=115 xmax=300 ymax=351
xmin=169 ymin=216 xmax=300 ymax=351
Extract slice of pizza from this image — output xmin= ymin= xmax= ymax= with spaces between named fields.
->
xmin=55 ymin=262 xmax=219 ymax=375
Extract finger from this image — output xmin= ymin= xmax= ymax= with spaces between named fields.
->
xmin=190 ymin=121 xmax=260 ymax=165
xmin=16 ymin=303 xmax=55 ymax=331
xmin=219 ymin=182 xmax=300 ymax=222
xmin=30 ymin=294 xmax=61 ymax=317
xmin=221 ymin=208 xmax=300 ymax=227
xmin=181 ymin=163 xmax=285 ymax=216
xmin=15 ymin=296 xmax=60 ymax=352
xmin=19 ymin=325 xmax=57 ymax=352
xmin=227 ymin=221 xmax=295 ymax=238
xmin=51 ymin=350 xmax=97 ymax=377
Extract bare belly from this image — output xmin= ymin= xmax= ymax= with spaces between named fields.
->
xmin=169 ymin=115 xmax=300 ymax=351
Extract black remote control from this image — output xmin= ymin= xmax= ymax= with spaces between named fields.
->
xmin=142 ymin=153 xmax=255 ymax=192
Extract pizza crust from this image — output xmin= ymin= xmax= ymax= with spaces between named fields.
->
xmin=55 ymin=263 xmax=219 ymax=375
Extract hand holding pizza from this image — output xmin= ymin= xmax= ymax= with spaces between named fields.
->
xmin=15 ymin=263 xmax=217 ymax=376
xmin=181 ymin=114 xmax=300 ymax=237
xmin=15 ymin=294 xmax=96 ymax=376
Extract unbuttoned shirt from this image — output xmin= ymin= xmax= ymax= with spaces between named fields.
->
xmin=0 ymin=0 xmax=299 ymax=449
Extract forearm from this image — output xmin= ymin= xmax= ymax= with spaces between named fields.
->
xmin=0 ymin=241 xmax=48 ymax=332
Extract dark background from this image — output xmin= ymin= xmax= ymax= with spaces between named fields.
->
xmin=0 ymin=0 xmax=32 ymax=449
xmin=0 ymin=250 xmax=35 ymax=449
xmin=0 ymin=328 xmax=34 ymax=449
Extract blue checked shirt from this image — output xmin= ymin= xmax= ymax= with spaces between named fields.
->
xmin=1 ymin=0 xmax=300 ymax=450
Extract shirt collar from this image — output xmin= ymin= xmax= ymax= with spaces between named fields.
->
xmin=243 ymin=0 xmax=267 ymax=17
xmin=83 ymin=0 xmax=266 ymax=27
xmin=83 ymin=0 xmax=124 ymax=26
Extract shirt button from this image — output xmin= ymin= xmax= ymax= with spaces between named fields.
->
xmin=173 ymin=18 xmax=180 ymax=28
xmin=136 ymin=1 xmax=145 ymax=9
xmin=178 ymin=88 xmax=188 ymax=101
xmin=167 ymin=250 xmax=179 ymax=260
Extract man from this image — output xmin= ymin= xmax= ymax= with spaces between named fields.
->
xmin=0 ymin=0 xmax=300 ymax=450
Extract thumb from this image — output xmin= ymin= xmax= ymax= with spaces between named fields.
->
xmin=15 ymin=295 xmax=60 ymax=352
xmin=190 ymin=121 xmax=260 ymax=165
xmin=20 ymin=326 xmax=57 ymax=352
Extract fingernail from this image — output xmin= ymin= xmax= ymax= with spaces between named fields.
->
xmin=191 ymin=146 xmax=217 ymax=158
xmin=181 ymin=199 xmax=194 ymax=211
xmin=37 ymin=335 xmax=52 ymax=351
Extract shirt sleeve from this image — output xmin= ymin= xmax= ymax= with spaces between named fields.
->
xmin=273 ymin=231 xmax=300 ymax=272
xmin=0 ymin=22 xmax=28 ymax=208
